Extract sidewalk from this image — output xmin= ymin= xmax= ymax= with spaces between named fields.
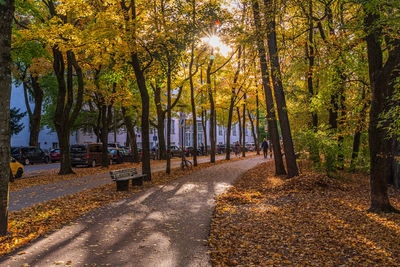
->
xmin=2 ymin=156 xmax=265 ymax=267
xmin=10 ymin=153 xmax=251 ymax=212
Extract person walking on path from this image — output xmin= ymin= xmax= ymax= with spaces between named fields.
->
xmin=234 ymin=142 xmax=241 ymax=157
xmin=261 ymin=138 xmax=269 ymax=158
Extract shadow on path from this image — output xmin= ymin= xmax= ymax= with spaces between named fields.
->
xmin=1 ymin=156 xmax=264 ymax=267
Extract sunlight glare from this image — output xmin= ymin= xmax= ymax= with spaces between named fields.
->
xmin=201 ymin=35 xmax=232 ymax=57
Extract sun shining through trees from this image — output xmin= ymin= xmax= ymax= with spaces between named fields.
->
xmin=201 ymin=34 xmax=232 ymax=57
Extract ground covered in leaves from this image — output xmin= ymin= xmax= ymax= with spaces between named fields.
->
xmin=209 ymin=161 xmax=400 ymax=266
xmin=1 ymin=154 xmax=256 ymax=257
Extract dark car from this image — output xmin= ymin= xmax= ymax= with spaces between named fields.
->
xmin=217 ymin=144 xmax=226 ymax=154
xmin=138 ymin=148 xmax=157 ymax=161
xmin=11 ymin=146 xmax=50 ymax=165
xmin=49 ymin=149 xmax=61 ymax=162
xmin=70 ymin=143 xmax=112 ymax=167
xmin=109 ymin=148 xmax=133 ymax=164
xmin=185 ymin=146 xmax=202 ymax=156
xmin=169 ymin=146 xmax=182 ymax=157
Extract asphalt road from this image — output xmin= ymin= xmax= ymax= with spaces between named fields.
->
xmin=22 ymin=153 xmax=238 ymax=177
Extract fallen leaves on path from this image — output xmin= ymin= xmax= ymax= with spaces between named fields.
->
xmin=209 ymin=161 xmax=400 ymax=266
xmin=0 ymin=154 xmax=258 ymax=257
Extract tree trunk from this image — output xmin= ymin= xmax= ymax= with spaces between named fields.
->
xmin=207 ymin=53 xmax=216 ymax=163
xmin=0 ymin=0 xmax=14 ymax=235
xmin=23 ymin=76 xmax=43 ymax=147
xmin=166 ymin=60 xmax=173 ymax=174
xmin=226 ymin=94 xmax=234 ymax=160
xmin=123 ymin=0 xmax=151 ymax=180
xmin=131 ymin=53 xmax=151 ymax=180
xmin=248 ymin=110 xmax=258 ymax=155
xmin=237 ymin=107 xmax=242 ymax=147
xmin=306 ymin=0 xmax=318 ymax=130
xmin=153 ymin=85 xmax=167 ymax=160
xmin=252 ymin=0 xmax=286 ymax=175
xmin=226 ymin=46 xmax=242 ymax=160
xmin=264 ymin=0 xmax=298 ymax=177
xmin=242 ymin=94 xmax=246 ymax=157
xmin=364 ymin=6 xmax=400 ymax=212
xmin=201 ymin=109 xmax=208 ymax=155
xmin=52 ymin=49 xmax=84 ymax=175
xmin=121 ymin=107 xmax=139 ymax=163
xmin=256 ymin=88 xmax=260 ymax=155
xmin=101 ymin=102 xmax=113 ymax=168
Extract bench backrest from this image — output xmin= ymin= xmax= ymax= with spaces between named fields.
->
xmin=110 ymin=168 xmax=137 ymax=180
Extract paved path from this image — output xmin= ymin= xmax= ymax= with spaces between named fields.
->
xmin=2 ymin=156 xmax=264 ymax=267
xmin=10 ymin=154 xmax=249 ymax=212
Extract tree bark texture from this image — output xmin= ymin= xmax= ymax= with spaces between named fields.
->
xmin=121 ymin=107 xmax=139 ymax=163
xmin=252 ymin=0 xmax=286 ymax=175
xmin=207 ymin=54 xmax=216 ymax=163
xmin=256 ymin=88 xmax=260 ymax=155
xmin=237 ymin=107 xmax=242 ymax=147
xmin=52 ymin=49 xmax=84 ymax=175
xmin=242 ymin=94 xmax=246 ymax=157
xmin=364 ymin=5 xmax=400 ymax=212
xmin=0 ymin=0 xmax=14 ymax=235
xmin=23 ymin=76 xmax=43 ymax=147
xmin=264 ymin=0 xmax=298 ymax=177
xmin=201 ymin=109 xmax=208 ymax=155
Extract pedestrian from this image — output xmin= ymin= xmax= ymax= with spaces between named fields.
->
xmin=200 ymin=143 xmax=204 ymax=155
xmin=261 ymin=138 xmax=269 ymax=158
xmin=234 ymin=142 xmax=240 ymax=157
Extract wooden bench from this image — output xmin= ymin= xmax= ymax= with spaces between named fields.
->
xmin=110 ymin=168 xmax=147 ymax=191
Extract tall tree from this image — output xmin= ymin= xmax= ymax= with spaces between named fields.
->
xmin=252 ymin=0 xmax=286 ymax=175
xmin=0 ymin=0 xmax=14 ymax=236
xmin=363 ymin=1 xmax=400 ymax=212
xmin=121 ymin=0 xmax=152 ymax=180
xmin=264 ymin=0 xmax=298 ymax=177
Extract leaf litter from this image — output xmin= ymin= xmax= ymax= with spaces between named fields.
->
xmin=209 ymin=160 xmax=400 ymax=266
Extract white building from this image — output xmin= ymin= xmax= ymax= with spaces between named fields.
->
xmin=11 ymin=83 xmax=255 ymax=150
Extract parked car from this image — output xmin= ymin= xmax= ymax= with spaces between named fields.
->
xmin=109 ymin=148 xmax=133 ymax=164
xmin=184 ymin=146 xmax=202 ymax=156
xmin=216 ymin=144 xmax=226 ymax=154
xmin=246 ymin=143 xmax=255 ymax=152
xmin=49 ymin=149 xmax=61 ymax=162
xmin=138 ymin=148 xmax=157 ymax=161
xmin=70 ymin=143 xmax=112 ymax=167
xmin=9 ymin=157 xmax=24 ymax=182
xmin=169 ymin=145 xmax=182 ymax=157
xmin=11 ymin=146 xmax=50 ymax=165
xmin=108 ymin=143 xmax=123 ymax=149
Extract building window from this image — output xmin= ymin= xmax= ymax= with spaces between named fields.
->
xmin=232 ymin=125 xmax=236 ymax=136
xmin=245 ymin=128 xmax=249 ymax=136
xmin=218 ymin=126 xmax=223 ymax=136
xmin=198 ymin=133 xmax=203 ymax=145
xmin=185 ymin=132 xmax=191 ymax=147
xmin=171 ymin=120 xmax=175 ymax=134
xmin=197 ymin=122 xmax=203 ymax=132
xmin=52 ymin=142 xmax=58 ymax=149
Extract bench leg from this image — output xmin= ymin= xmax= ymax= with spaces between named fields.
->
xmin=116 ymin=180 xmax=129 ymax=191
xmin=143 ymin=175 xmax=151 ymax=182
xmin=132 ymin=178 xmax=143 ymax=186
